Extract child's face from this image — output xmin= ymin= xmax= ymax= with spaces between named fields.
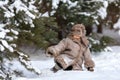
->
xmin=71 ymin=27 xmax=82 ymax=39
xmin=73 ymin=35 xmax=80 ymax=39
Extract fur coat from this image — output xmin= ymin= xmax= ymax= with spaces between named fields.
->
xmin=46 ymin=24 xmax=95 ymax=71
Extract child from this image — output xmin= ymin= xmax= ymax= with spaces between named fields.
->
xmin=46 ymin=24 xmax=95 ymax=72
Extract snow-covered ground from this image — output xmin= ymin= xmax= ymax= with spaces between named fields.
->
xmin=2 ymin=27 xmax=119 ymax=80
xmin=8 ymin=46 xmax=120 ymax=80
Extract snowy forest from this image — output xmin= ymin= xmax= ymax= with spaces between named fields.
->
xmin=0 ymin=0 xmax=120 ymax=80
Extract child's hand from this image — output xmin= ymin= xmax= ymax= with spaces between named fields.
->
xmin=46 ymin=48 xmax=54 ymax=57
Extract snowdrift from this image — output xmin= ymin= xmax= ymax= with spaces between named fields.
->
xmin=11 ymin=46 xmax=120 ymax=80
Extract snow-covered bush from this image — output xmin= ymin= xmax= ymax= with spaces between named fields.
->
xmin=0 ymin=0 xmax=44 ymax=79
xmin=88 ymin=33 xmax=115 ymax=52
xmin=0 ymin=22 xmax=19 ymax=79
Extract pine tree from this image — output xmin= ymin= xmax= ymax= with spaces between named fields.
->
xmin=105 ymin=0 xmax=120 ymax=29
xmin=0 ymin=0 xmax=56 ymax=80
xmin=51 ymin=0 xmax=115 ymax=52
xmin=52 ymin=0 xmax=105 ymax=37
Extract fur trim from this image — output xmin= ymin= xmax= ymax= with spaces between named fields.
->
xmin=84 ymin=60 xmax=95 ymax=68
xmin=81 ymin=36 xmax=89 ymax=47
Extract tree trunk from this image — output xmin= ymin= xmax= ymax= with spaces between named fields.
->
xmin=97 ymin=24 xmax=103 ymax=33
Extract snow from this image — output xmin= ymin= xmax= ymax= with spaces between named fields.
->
xmin=114 ymin=18 xmax=120 ymax=34
xmin=67 ymin=0 xmax=77 ymax=8
xmin=1 ymin=0 xmax=37 ymax=28
xmin=0 ymin=0 xmax=8 ymax=6
xmin=88 ymin=37 xmax=100 ymax=44
xmin=6 ymin=46 xmax=120 ymax=80
xmin=52 ymin=0 xmax=77 ymax=9
xmin=28 ymin=1 xmax=37 ymax=12
xmin=11 ymin=29 xmax=19 ymax=35
xmin=1 ymin=40 xmax=14 ymax=52
xmin=97 ymin=1 xmax=108 ymax=19
xmin=17 ymin=51 xmax=42 ymax=75
xmin=8 ymin=0 xmax=36 ymax=19
xmin=0 ymin=44 xmax=5 ymax=51
xmin=94 ymin=19 xmax=99 ymax=25
xmin=0 ymin=24 xmax=9 ymax=39
xmin=0 ymin=23 xmax=15 ymax=52
xmin=52 ymin=0 xmax=59 ymax=8
xmin=78 ymin=12 xmax=91 ymax=16
xmin=0 ymin=30 xmax=6 ymax=39
xmin=0 ymin=0 xmax=120 ymax=79
xmin=119 ymin=30 xmax=120 ymax=35
xmin=26 ymin=11 xmax=35 ymax=19
xmin=41 ymin=12 xmax=49 ymax=17
xmin=4 ymin=11 xmax=15 ymax=18
xmin=6 ymin=36 xmax=14 ymax=41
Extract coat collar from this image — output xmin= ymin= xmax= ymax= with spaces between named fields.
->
xmin=67 ymin=36 xmax=89 ymax=48
xmin=67 ymin=36 xmax=82 ymax=46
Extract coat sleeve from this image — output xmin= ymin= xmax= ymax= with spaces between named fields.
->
xmin=46 ymin=39 xmax=67 ymax=57
xmin=83 ymin=48 xmax=95 ymax=69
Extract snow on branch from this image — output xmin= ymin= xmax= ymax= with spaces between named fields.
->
xmin=17 ymin=51 xmax=42 ymax=75
xmin=97 ymin=1 xmax=108 ymax=19
xmin=113 ymin=18 xmax=120 ymax=35
xmin=0 ymin=0 xmax=8 ymax=6
xmin=0 ymin=0 xmax=38 ymax=27
xmin=0 ymin=23 xmax=19 ymax=52
xmin=77 ymin=12 xmax=91 ymax=16
xmin=1 ymin=40 xmax=14 ymax=52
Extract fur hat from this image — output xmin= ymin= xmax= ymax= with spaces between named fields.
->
xmin=68 ymin=24 xmax=89 ymax=47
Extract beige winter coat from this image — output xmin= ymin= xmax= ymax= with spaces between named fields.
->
xmin=46 ymin=24 xmax=95 ymax=71
xmin=46 ymin=37 xmax=95 ymax=70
